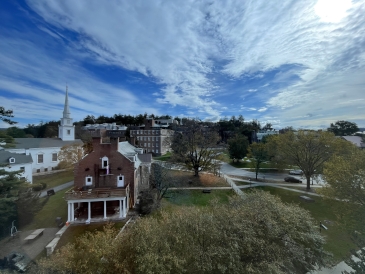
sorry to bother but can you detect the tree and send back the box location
[318,148,365,231]
[6,127,26,138]
[327,120,359,136]
[228,134,249,162]
[0,131,16,148]
[57,143,84,169]
[34,191,328,274]
[269,130,352,190]
[171,120,220,176]
[0,106,16,125]
[262,122,273,131]
[248,142,269,180]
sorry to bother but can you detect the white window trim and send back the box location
[52,152,58,162]
[37,153,44,164]
[101,156,109,169]
[117,175,124,187]
[85,176,93,186]
[9,157,15,164]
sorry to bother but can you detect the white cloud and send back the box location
[258,107,268,112]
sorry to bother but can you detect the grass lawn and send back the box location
[164,189,235,208]
[23,189,68,230]
[33,169,74,189]
[243,186,361,263]
[153,152,172,161]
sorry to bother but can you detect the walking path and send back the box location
[39,181,73,198]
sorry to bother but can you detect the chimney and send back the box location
[25,148,30,155]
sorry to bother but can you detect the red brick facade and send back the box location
[74,136,140,207]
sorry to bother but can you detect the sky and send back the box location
[1,0,364,129]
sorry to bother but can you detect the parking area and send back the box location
[0,228,59,261]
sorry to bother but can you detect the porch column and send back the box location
[103,200,107,219]
[123,198,127,218]
[119,199,123,218]
[71,202,75,221]
[88,201,91,221]
[67,203,71,222]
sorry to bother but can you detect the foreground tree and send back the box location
[0,106,16,125]
[269,130,352,190]
[57,143,84,169]
[248,142,269,180]
[171,120,220,176]
[319,148,365,231]
[327,120,359,136]
[228,134,249,162]
[35,191,328,274]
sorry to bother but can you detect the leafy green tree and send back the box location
[171,119,220,176]
[269,130,352,190]
[6,126,26,138]
[248,142,269,180]
[228,134,249,162]
[0,131,16,148]
[327,120,359,136]
[0,106,16,125]
[35,192,328,274]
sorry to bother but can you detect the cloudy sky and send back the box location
[1,0,364,129]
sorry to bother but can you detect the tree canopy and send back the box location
[327,120,359,136]
[248,142,269,180]
[34,191,328,274]
[0,106,16,125]
[268,130,353,189]
[171,119,220,176]
[57,143,84,169]
[227,134,249,162]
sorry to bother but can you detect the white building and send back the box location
[5,87,83,174]
[0,150,33,183]
[256,130,279,142]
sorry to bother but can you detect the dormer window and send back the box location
[9,157,15,164]
[101,156,109,169]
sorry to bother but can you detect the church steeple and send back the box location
[63,86,71,119]
[58,86,75,141]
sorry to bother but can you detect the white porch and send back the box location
[67,196,128,224]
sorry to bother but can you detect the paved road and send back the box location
[39,181,74,198]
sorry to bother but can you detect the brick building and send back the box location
[129,118,175,155]
[64,130,151,224]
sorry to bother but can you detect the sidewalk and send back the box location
[39,181,74,198]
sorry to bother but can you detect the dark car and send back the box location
[284,176,302,183]
[289,170,303,175]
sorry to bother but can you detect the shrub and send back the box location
[32,184,43,192]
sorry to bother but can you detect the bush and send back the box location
[32,184,43,192]
[40,182,47,190]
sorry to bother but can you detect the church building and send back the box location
[5,87,83,175]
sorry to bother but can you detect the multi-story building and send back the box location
[0,150,33,183]
[64,129,151,224]
[129,118,175,155]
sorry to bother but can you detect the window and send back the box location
[85,176,93,186]
[156,149,159,153]
[37,169,40,173]
[67,130,71,135]
[37,154,44,164]
[117,175,124,187]
[44,168,48,172]
[52,153,57,162]
[101,156,109,168]
[20,167,25,172]
[148,137,150,141]
[148,143,150,147]
[9,157,15,163]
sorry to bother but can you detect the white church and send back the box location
[3,87,82,181]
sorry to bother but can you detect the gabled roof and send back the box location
[341,136,365,148]
[11,138,83,149]
[0,150,33,165]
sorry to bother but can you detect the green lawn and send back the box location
[243,186,361,263]
[23,189,68,230]
[162,189,235,208]
[33,169,74,189]
[153,151,172,161]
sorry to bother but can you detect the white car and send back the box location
[289,170,303,175]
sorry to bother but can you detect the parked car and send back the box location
[289,170,303,175]
[284,176,302,183]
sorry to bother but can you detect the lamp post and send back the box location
[249,178,251,188]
